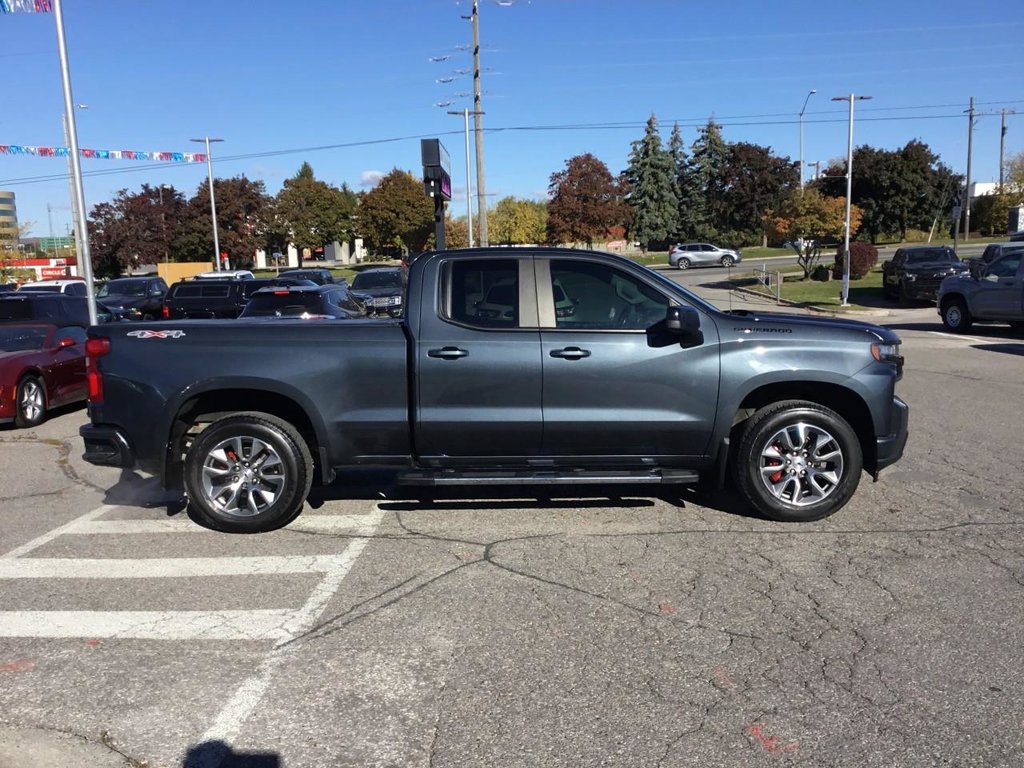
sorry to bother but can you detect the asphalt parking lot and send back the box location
[1,290,1022,767]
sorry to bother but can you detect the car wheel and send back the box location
[676,258,691,270]
[142,312,156,321]
[183,411,313,533]
[734,400,862,523]
[720,255,735,268]
[941,297,972,333]
[14,375,46,429]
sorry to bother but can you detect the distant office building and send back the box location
[969,182,997,198]
[0,191,17,245]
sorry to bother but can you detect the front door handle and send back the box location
[549,346,591,360]
[428,346,468,359]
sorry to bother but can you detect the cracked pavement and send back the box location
[0,313,1022,767]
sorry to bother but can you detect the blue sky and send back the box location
[1,0,1021,237]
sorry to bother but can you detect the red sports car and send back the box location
[0,324,88,428]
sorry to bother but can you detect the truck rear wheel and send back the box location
[184,412,313,533]
[734,400,862,523]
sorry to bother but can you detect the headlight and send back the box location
[871,341,904,379]
[904,273,917,282]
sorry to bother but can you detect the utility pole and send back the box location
[799,89,816,192]
[61,105,86,265]
[964,97,975,242]
[448,108,481,247]
[1000,109,1015,188]
[469,0,488,245]
[190,137,225,270]
[832,93,871,307]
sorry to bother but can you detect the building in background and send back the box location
[0,191,17,246]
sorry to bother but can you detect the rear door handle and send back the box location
[549,346,591,360]
[427,346,468,359]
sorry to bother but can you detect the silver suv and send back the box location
[937,245,1024,332]
[668,243,741,269]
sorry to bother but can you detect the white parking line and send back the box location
[1,504,119,559]
[0,610,297,640]
[0,554,348,579]
[65,514,378,536]
[925,330,993,344]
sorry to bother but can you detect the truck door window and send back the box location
[548,260,669,330]
[446,259,519,328]
[988,254,1022,278]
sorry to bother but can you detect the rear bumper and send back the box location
[874,396,909,472]
[80,424,135,467]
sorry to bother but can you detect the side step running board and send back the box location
[397,469,699,486]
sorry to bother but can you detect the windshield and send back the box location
[243,294,327,317]
[17,284,62,293]
[907,250,953,264]
[352,271,402,290]
[0,326,48,352]
[97,280,148,298]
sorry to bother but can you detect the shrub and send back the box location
[832,241,878,280]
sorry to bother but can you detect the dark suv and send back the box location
[240,284,363,319]
[277,268,340,286]
[882,246,967,303]
[96,276,168,321]
[0,293,122,326]
[350,267,405,317]
[163,277,315,319]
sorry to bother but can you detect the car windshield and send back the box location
[97,280,148,298]
[907,250,952,264]
[244,294,326,317]
[18,285,61,293]
[352,272,401,290]
[0,326,48,352]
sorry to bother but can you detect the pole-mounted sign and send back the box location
[422,138,451,250]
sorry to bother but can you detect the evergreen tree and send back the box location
[690,118,729,239]
[624,114,678,250]
[668,122,701,241]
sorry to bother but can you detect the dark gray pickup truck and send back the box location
[81,247,908,533]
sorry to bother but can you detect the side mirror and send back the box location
[665,306,704,347]
[983,273,999,283]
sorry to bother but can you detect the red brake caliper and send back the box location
[767,442,784,483]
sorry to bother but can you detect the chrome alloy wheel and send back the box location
[18,379,44,423]
[200,435,286,517]
[758,422,844,507]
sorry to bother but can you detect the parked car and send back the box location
[1,293,91,327]
[967,242,1024,271]
[350,267,405,317]
[668,243,742,269]
[1009,231,1024,242]
[96,276,169,321]
[0,283,18,293]
[18,279,88,297]
[882,246,967,303]
[81,247,907,533]
[240,284,363,319]
[937,247,1024,333]
[193,270,255,281]
[278,268,339,286]
[162,277,315,319]
[0,323,87,427]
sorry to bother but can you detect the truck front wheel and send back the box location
[734,401,862,523]
[184,412,313,533]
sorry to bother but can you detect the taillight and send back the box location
[272,290,290,295]
[162,304,170,319]
[85,337,111,404]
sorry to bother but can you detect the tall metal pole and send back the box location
[191,137,224,270]
[964,97,974,242]
[52,0,98,325]
[448,108,475,247]
[832,93,871,307]
[1000,109,1014,189]
[62,107,86,269]
[799,89,816,192]
[470,0,488,246]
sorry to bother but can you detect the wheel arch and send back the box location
[731,382,877,473]
[164,386,329,489]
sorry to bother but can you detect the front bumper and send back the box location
[80,424,135,467]
[874,396,909,473]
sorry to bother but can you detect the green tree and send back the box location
[490,196,548,245]
[357,169,433,257]
[444,215,469,248]
[668,122,700,241]
[1,221,35,284]
[719,142,798,246]
[173,176,270,268]
[546,154,628,248]
[270,163,358,254]
[690,118,728,238]
[624,114,678,250]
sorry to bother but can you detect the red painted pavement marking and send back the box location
[0,659,34,673]
[84,639,101,647]
[658,603,675,613]
[746,723,799,753]
[713,665,736,691]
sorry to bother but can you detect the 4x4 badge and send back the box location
[127,330,186,339]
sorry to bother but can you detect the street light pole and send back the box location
[832,93,872,307]
[61,104,87,265]
[799,89,816,192]
[190,137,224,271]
[158,184,171,263]
[448,108,482,247]
[469,0,488,246]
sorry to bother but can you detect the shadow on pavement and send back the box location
[102,468,186,513]
[183,740,280,768]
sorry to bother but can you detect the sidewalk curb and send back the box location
[730,285,895,318]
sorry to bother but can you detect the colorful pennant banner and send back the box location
[0,145,207,163]
[0,0,53,13]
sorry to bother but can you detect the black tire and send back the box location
[676,258,691,270]
[940,297,972,333]
[734,400,863,523]
[183,411,313,533]
[14,375,46,429]
[720,255,735,268]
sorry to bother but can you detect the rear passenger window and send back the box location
[446,259,519,328]
[173,285,201,298]
[200,285,230,298]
